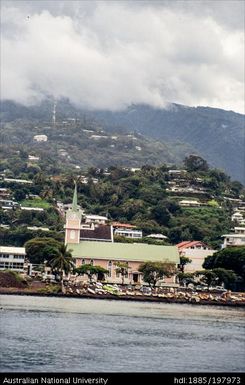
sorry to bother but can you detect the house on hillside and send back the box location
[65,185,179,285]
[168,170,187,178]
[33,135,48,142]
[176,241,216,273]
[146,234,168,241]
[231,211,245,225]
[0,200,19,210]
[113,223,143,239]
[85,215,108,225]
[179,200,201,207]
[222,227,245,248]
[0,188,11,199]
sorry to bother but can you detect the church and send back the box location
[65,184,180,285]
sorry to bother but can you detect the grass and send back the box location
[20,199,51,209]
[36,285,61,294]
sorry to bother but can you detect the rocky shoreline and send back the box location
[0,288,245,307]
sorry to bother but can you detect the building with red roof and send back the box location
[176,241,216,273]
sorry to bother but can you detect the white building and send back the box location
[85,215,108,225]
[234,227,245,234]
[4,178,32,185]
[0,246,26,272]
[222,227,245,248]
[231,211,245,225]
[0,200,19,210]
[27,226,50,232]
[146,234,168,241]
[28,155,40,161]
[33,135,48,142]
[179,200,201,207]
[177,241,216,273]
[20,207,44,211]
[114,228,143,239]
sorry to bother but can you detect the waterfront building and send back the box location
[0,246,26,272]
[176,241,216,272]
[71,241,179,285]
[65,185,179,284]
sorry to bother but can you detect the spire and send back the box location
[72,181,78,211]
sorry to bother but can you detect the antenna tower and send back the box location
[52,99,57,128]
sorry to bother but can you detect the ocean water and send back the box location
[0,295,244,372]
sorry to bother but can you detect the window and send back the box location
[108,260,112,267]
[82,259,85,265]
[13,263,24,269]
[90,260,94,266]
[1,255,9,259]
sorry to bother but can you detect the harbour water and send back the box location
[0,295,244,372]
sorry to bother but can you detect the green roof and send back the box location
[68,241,179,263]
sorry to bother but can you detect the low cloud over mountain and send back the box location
[1,1,244,113]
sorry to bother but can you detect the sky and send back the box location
[1,0,244,113]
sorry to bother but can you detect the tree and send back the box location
[195,270,218,288]
[114,262,130,285]
[195,268,237,289]
[177,272,195,286]
[211,268,236,289]
[184,155,209,172]
[203,247,245,280]
[75,264,109,282]
[179,256,192,273]
[25,237,62,264]
[151,203,171,226]
[139,261,176,287]
[49,244,74,292]
[13,188,27,202]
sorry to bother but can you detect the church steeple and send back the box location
[65,181,82,245]
[72,181,78,212]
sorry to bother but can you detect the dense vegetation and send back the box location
[0,153,244,248]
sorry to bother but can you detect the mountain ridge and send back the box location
[1,99,244,183]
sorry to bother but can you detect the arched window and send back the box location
[82,259,85,265]
[90,259,94,266]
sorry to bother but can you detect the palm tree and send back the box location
[49,244,74,293]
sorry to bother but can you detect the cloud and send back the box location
[1,1,244,113]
